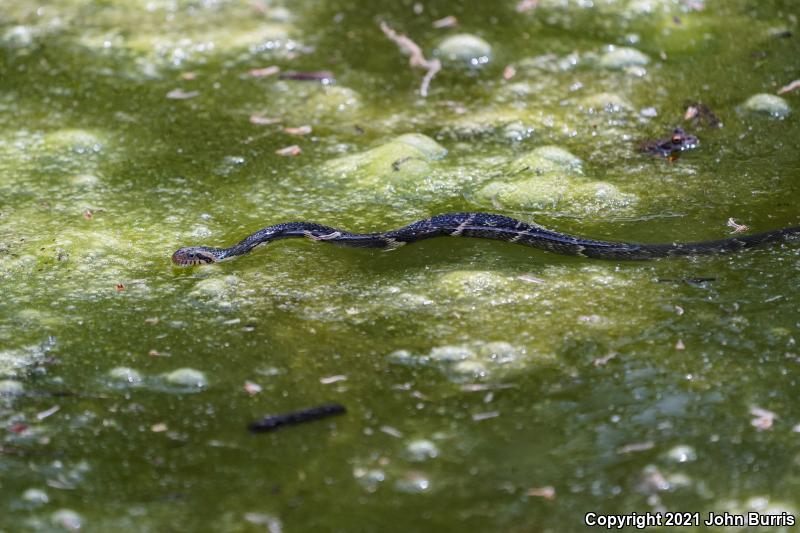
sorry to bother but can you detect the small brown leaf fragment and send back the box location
[675,339,685,350]
[727,218,749,234]
[275,145,301,156]
[503,65,517,80]
[148,349,160,357]
[777,79,800,95]
[432,16,458,28]
[283,125,312,136]
[115,283,125,292]
[248,65,280,78]
[249,114,281,125]
[151,423,168,432]
[516,0,538,12]
[83,209,93,220]
[526,486,556,500]
[750,406,777,431]
[166,89,200,100]
[244,381,262,395]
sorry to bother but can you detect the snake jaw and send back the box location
[171,246,225,266]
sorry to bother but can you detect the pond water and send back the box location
[1,0,800,531]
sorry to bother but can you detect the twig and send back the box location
[380,22,442,98]
[778,80,800,95]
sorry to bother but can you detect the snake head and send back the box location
[171,246,225,266]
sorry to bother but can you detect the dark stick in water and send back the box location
[248,403,346,433]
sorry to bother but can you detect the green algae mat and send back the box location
[2,1,800,531]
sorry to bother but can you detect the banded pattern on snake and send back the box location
[171,212,800,266]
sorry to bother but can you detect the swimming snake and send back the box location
[171,212,800,266]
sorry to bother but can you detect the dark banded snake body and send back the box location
[171,212,800,266]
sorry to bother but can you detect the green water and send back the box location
[1,0,800,531]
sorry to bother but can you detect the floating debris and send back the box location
[617,441,655,454]
[380,21,441,97]
[243,381,262,395]
[593,352,617,367]
[278,71,335,83]
[166,89,200,100]
[249,114,281,125]
[275,145,301,156]
[432,16,458,29]
[283,125,312,136]
[380,425,404,438]
[750,406,777,431]
[319,374,347,384]
[684,101,722,127]
[249,403,345,432]
[527,486,556,499]
[36,405,60,420]
[778,79,800,95]
[727,218,749,234]
[248,65,280,77]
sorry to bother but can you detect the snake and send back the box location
[171,212,800,266]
